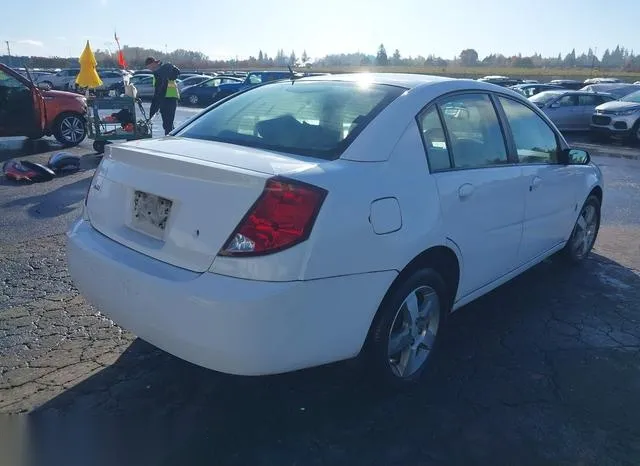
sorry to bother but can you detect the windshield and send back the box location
[619,89,640,102]
[176,80,405,160]
[530,91,563,105]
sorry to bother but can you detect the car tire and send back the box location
[562,194,601,263]
[629,120,640,146]
[53,112,87,147]
[364,268,448,389]
[188,94,199,106]
[93,140,111,154]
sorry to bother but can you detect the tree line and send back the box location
[2,43,640,72]
[324,44,640,71]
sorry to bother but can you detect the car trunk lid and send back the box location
[86,137,318,272]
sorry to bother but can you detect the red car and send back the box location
[0,63,88,147]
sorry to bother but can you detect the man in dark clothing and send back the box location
[145,56,181,135]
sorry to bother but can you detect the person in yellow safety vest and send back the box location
[145,56,181,135]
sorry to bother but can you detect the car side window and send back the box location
[0,71,28,90]
[437,93,509,169]
[599,95,614,104]
[498,97,559,164]
[417,106,452,171]
[578,95,600,106]
[556,95,577,106]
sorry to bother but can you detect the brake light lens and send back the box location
[220,177,328,256]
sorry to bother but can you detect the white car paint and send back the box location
[67,73,603,377]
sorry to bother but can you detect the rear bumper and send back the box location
[66,218,396,376]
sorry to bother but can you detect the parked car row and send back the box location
[106,69,312,106]
[179,70,294,106]
[527,88,640,143]
[29,68,132,92]
[477,75,640,144]
[179,70,329,107]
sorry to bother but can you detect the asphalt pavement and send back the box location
[1,125,639,466]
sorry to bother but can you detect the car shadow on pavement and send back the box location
[29,253,640,466]
[2,176,91,218]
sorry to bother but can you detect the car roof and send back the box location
[536,89,603,96]
[512,83,559,88]
[249,70,291,74]
[549,79,582,83]
[298,72,452,89]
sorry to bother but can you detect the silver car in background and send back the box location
[529,90,616,131]
[590,90,640,143]
[129,74,156,99]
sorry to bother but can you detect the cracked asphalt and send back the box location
[1,133,639,466]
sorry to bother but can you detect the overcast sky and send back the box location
[3,0,639,61]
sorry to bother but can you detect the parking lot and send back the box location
[1,116,640,465]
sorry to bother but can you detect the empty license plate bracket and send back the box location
[131,190,173,239]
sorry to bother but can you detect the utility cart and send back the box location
[86,95,153,154]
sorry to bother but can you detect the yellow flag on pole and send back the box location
[75,40,103,89]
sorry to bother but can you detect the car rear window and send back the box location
[175,80,406,160]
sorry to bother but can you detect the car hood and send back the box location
[41,89,84,100]
[595,100,640,112]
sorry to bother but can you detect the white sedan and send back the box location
[67,73,603,387]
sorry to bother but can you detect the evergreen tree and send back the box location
[376,44,388,66]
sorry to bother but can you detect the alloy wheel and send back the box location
[387,285,441,378]
[60,115,85,144]
[569,203,598,259]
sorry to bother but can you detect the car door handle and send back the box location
[530,176,542,191]
[458,183,474,199]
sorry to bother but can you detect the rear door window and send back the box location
[417,106,452,171]
[577,94,601,106]
[437,93,509,169]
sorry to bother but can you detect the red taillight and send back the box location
[220,177,328,257]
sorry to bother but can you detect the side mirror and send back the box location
[561,148,590,165]
[550,102,561,108]
[37,82,50,90]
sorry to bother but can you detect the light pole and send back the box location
[5,41,11,67]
